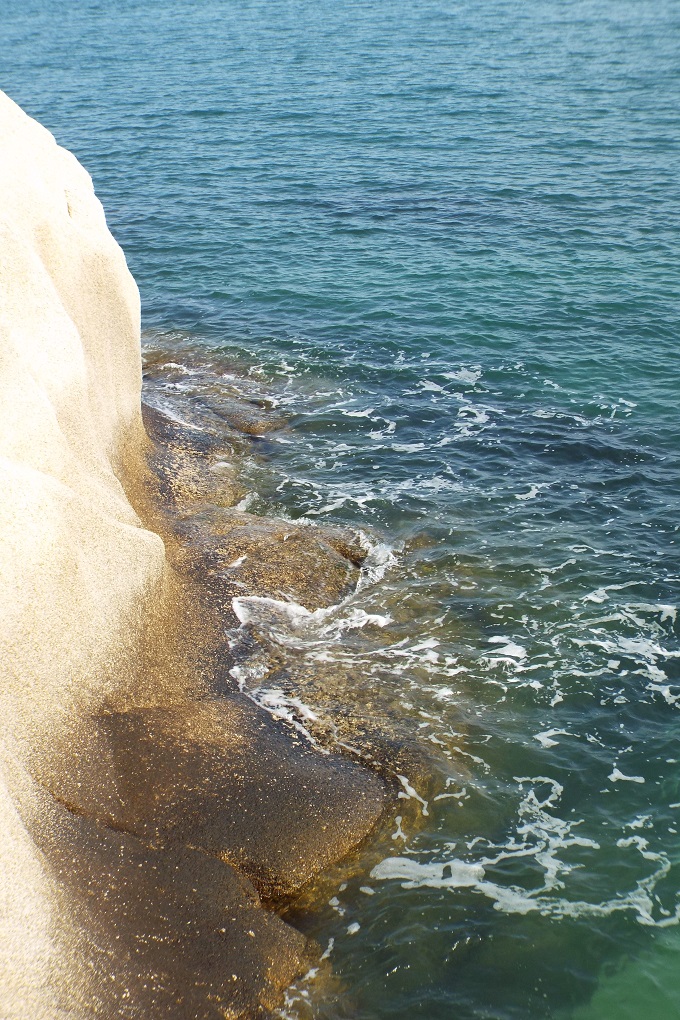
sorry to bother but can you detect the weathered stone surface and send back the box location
[51,696,385,901]
[0,90,167,1018]
[187,512,360,612]
[37,792,306,1019]
[315,525,369,567]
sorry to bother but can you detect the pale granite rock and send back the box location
[0,89,172,1017]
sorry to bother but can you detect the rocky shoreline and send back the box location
[0,92,430,1018]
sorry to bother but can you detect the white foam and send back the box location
[647,683,680,706]
[582,581,641,604]
[396,775,429,817]
[356,537,397,588]
[162,361,191,374]
[372,856,484,888]
[442,368,482,385]
[233,492,256,512]
[418,476,465,494]
[411,637,439,652]
[244,686,330,751]
[455,405,490,434]
[486,637,527,661]
[626,815,652,831]
[232,594,318,632]
[328,896,345,917]
[368,419,396,440]
[391,815,406,842]
[515,483,548,501]
[319,609,392,638]
[320,937,334,960]
[609,768,645,784]
[533,729,573,749]
[305,497,351,516]
[145,398,207,431]
[630,603,677,625]
[371,775,678,928]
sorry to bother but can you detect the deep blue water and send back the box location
[2,1,680,1017]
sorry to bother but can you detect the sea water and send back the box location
[2,1,680,1016]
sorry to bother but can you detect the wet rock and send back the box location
[315,525,369,567]
[141,403,246,515]
[142,402,225,455]
[55,696,386,901]
[141,401,371,616]
[198,393,287,436]
[179,510,361,612]
[37,790,306,1019]
[229,655,447,810]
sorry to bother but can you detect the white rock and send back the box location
[0,91,166,1016]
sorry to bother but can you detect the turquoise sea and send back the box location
[3,1,680,1017]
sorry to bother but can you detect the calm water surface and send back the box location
[2,1,680,1016]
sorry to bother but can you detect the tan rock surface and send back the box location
[0,90,167,748]
[0,90,169,1017]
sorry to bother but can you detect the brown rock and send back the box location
[180,511,361,612]
[54,696,386,901]
[37,792,305,1019]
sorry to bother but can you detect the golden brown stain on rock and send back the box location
[37,792,306,1019]
[46,697,385,902]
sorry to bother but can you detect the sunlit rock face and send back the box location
[0,90,167,747]
[0,91,168,1015]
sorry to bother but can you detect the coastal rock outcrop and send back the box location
[0,92,385,1018]
[0,90,169,1016]
[0,92,167,748]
